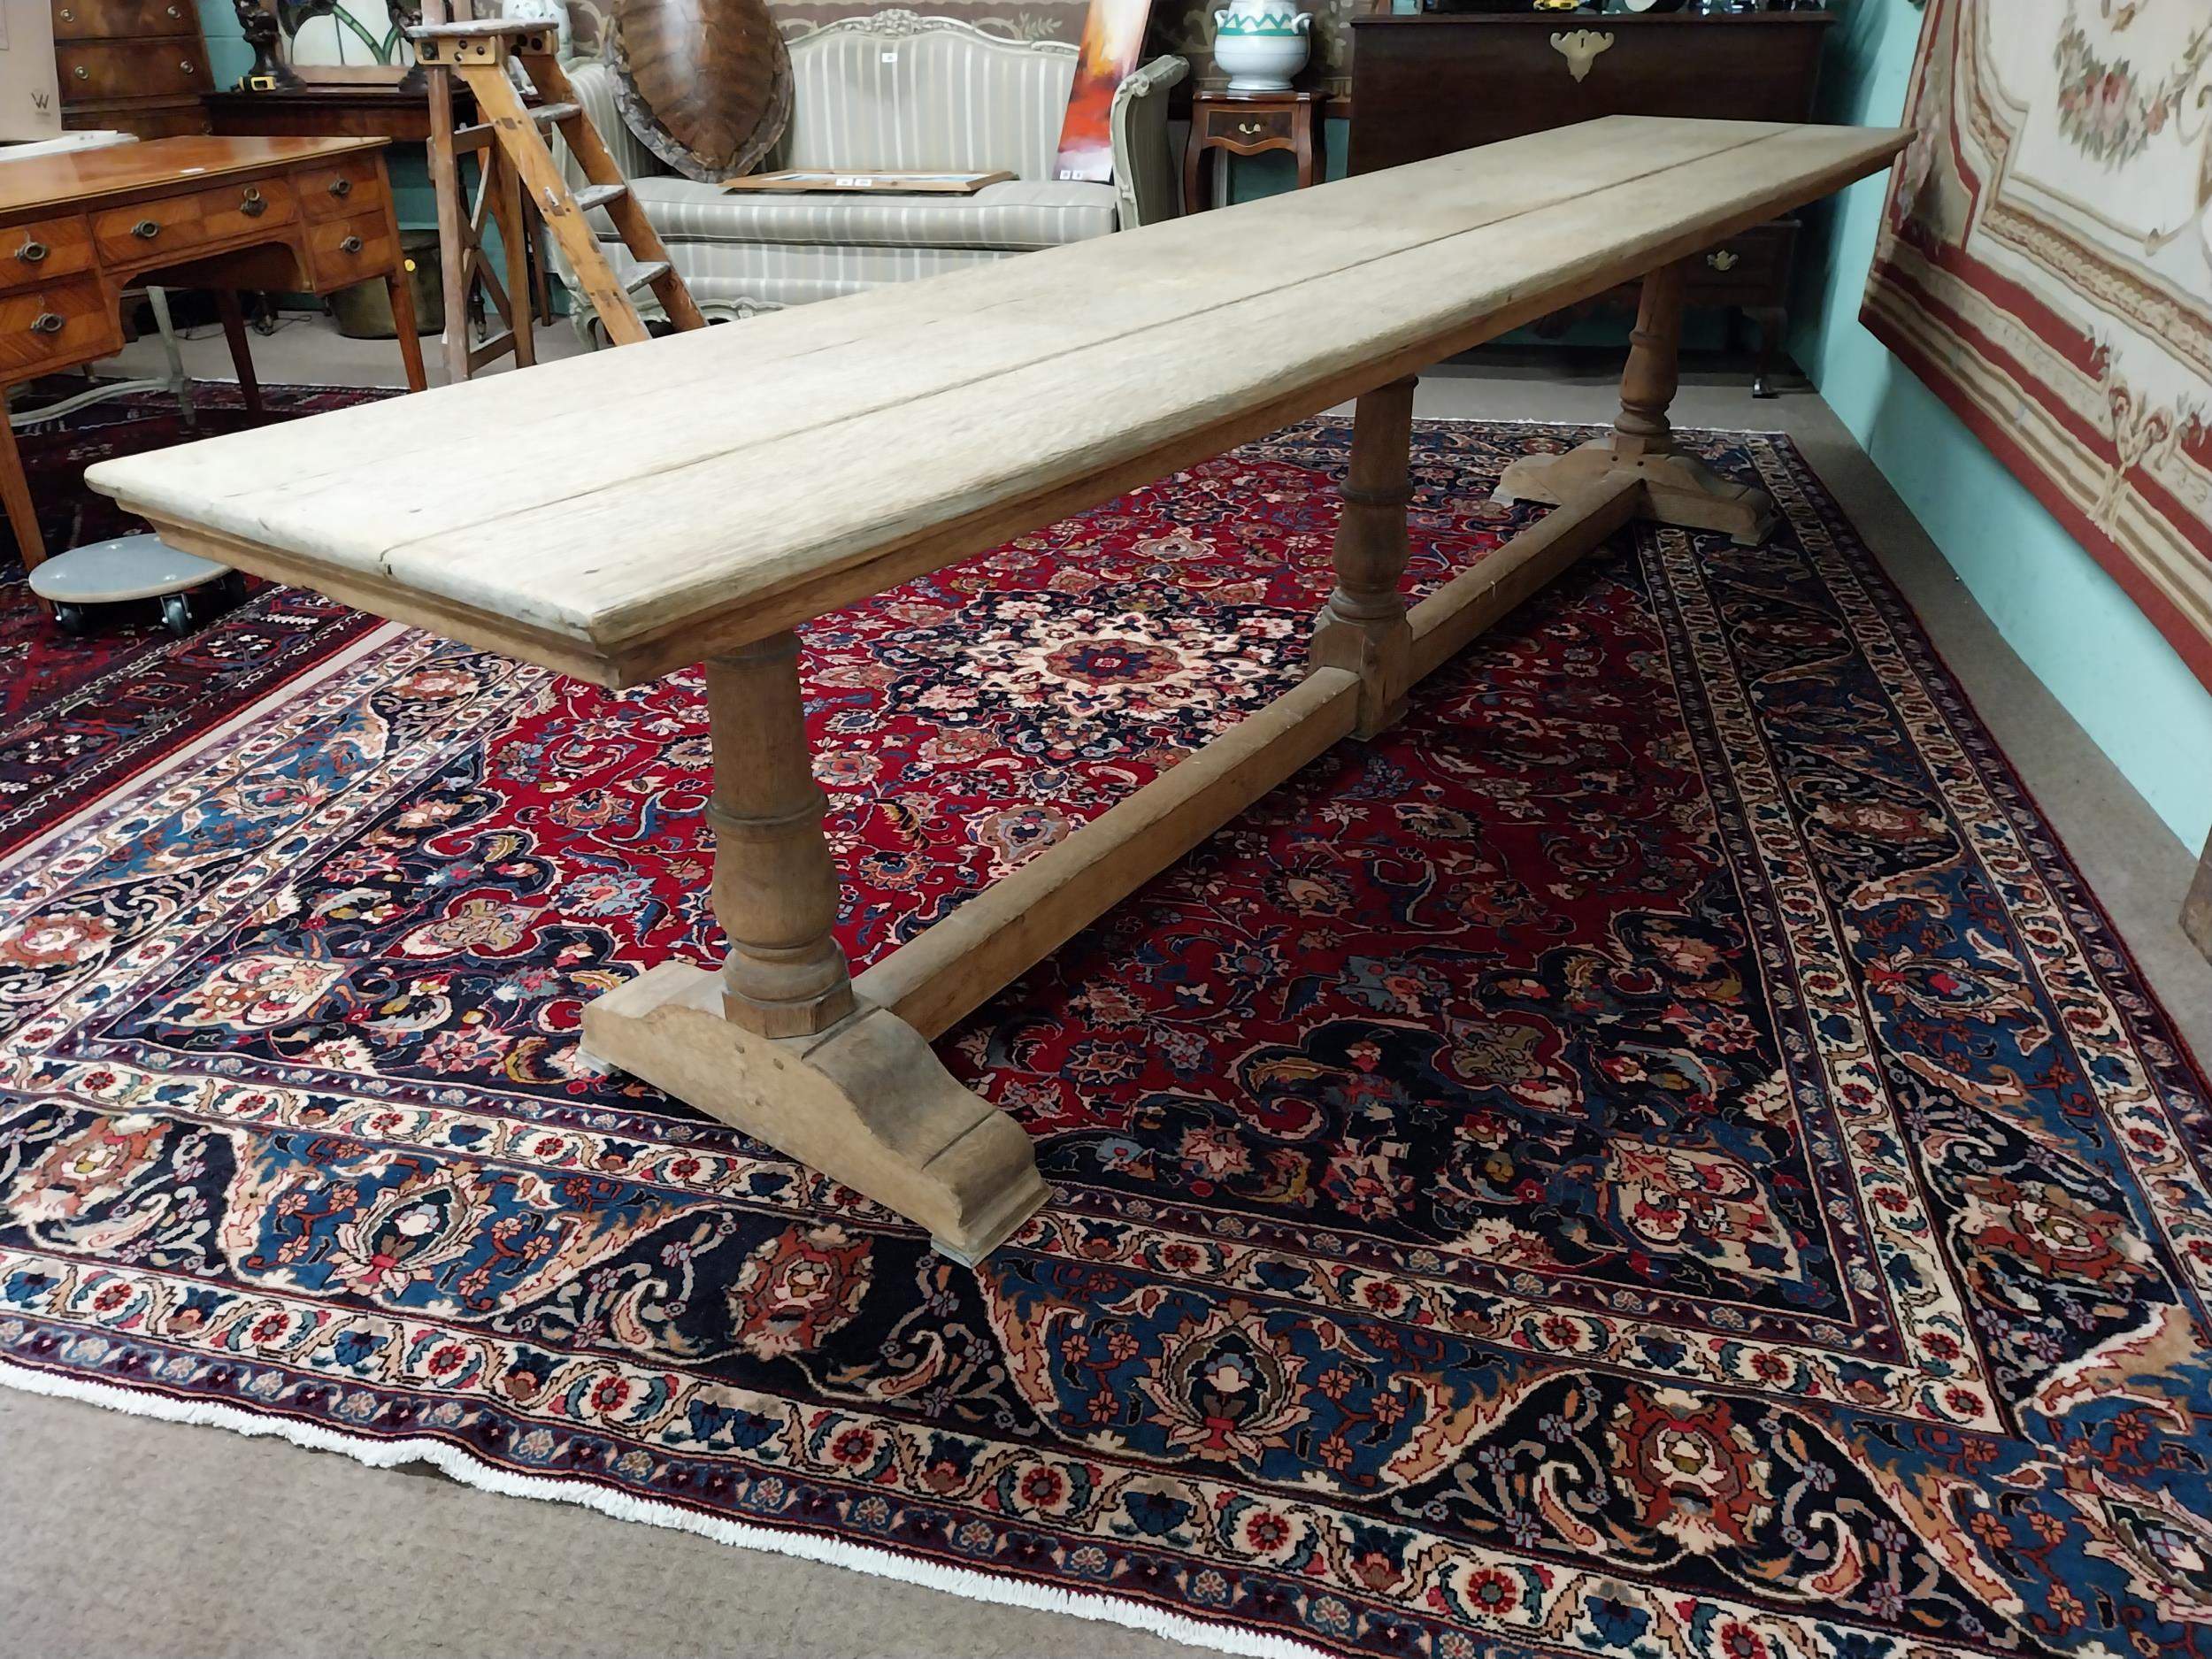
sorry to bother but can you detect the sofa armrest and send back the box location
[1110,54,1190,230]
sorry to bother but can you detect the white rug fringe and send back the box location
[0,1354,1340,1659]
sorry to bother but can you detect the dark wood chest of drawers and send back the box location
[1348,12,1834,393]
[54,0,214,141]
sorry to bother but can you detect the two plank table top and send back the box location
[88,115,1909,1261]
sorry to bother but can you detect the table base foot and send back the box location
[580,962,1048,1263]
[1495,442,1775,546]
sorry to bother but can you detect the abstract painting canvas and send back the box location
[1053,0,1155,182]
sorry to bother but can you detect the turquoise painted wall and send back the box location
[1792,0,2212,853]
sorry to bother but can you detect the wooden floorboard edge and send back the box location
[856,665,1363,1041]
[1408,477,1644,682]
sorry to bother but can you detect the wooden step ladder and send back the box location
[411,11,706,381]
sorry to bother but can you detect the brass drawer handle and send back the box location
[1238,120,1262,135]
[339,234,363,254]
[327,177,353,199]
[58,7,73,19]
[166,3,183,14]
[1707,249,1740,272]
[73,65,88,80]
[240,188,266,218]
[180,58,196,73]
[30,313,65,336]
[15,241,48,265]
[131,219,160,240]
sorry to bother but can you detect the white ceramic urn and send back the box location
[1212,0,1312,94]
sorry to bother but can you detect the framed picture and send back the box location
[1053,0,1157,183]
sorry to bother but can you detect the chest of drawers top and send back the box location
[53,0,215,142]
[1347,13,1835,177]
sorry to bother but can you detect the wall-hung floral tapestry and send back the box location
[1863,0,2212,687]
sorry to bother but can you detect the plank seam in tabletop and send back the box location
[91,119,1907,684]
[95,119,1785,528]
[81,120,1808,555]
[124,128,1895,673]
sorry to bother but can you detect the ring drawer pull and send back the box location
[180,58,196,73]
[166,4,183,14]
[1707,249,1740,272]
[339,234,363,254]
[58,7,73,19]
[15,241,48,265]
[30,313,65,336]
[327,177,353,198]
[73,65,88,80]
[240,188,266,217]
[131,219,160,240]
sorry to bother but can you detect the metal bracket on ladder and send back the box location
[412,7,707,380]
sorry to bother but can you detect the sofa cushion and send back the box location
[777,26,1075,181]
[626,175,1118,252]
[653,239,1023,311]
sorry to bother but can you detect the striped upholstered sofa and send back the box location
[556,11,1187,334]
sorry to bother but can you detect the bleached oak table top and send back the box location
[88,115,1906,688]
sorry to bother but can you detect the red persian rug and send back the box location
[0,385,388,859]
[3,419,2209,1659]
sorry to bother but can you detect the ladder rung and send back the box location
[530,101,580,127]
[470,334,517,368]
[623,260,671,294]
[467,330,518,371]
[410,18,540,38]
[573,182,627,212]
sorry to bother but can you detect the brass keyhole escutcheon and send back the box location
[1707,249,1740,272]
[1548,28,1614,84]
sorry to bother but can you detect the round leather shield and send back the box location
[611,0,795,183]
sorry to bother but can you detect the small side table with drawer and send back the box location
[0,134,427,575]
[1183,89,1325,215]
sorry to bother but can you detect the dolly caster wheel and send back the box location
[160,593,194,636]
[220,571,248,607]
[51,602,88,636]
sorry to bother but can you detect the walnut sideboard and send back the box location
[0,134,427,574]
[1348,12,1835,395]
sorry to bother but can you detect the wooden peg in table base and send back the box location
[1311,375,1417,738]
[578,634,1048,1264]
[1494,258,1777,546]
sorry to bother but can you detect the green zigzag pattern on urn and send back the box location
[1215,8,1312,34]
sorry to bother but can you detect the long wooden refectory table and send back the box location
[88,116,1909,1263]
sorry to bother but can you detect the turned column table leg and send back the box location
[707,634,856,1037]
[1313,375,1417,738]
[580,634,1047,1263]
[1495,257,1777,546]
